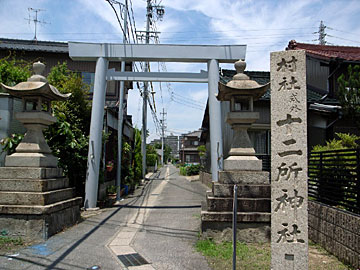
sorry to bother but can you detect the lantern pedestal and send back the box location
[224,112,262,171]
[5,111,58,167]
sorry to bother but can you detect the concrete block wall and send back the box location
[308,201,360,269]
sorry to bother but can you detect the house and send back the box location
[287,40,360,141]
[200,41,360,175]
[180,130,203,164]
[0,38,134,180]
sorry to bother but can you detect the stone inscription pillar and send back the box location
[270,50,308,270]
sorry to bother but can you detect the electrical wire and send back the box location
[105,0,127,39]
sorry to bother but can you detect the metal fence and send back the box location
[308,148,360,214]
[256,154,271,172]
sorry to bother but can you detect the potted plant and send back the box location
[107,185,117,200]
[106,160,114,172]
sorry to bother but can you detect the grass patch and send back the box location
[196,239,270,270]
[0,235,24,254]
[196,238,353,270]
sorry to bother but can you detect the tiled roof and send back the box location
[287,40,360,62]
[0,38,68,53]
[184,130,201,138]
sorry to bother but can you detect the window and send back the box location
[81,72,118,96]
[82,72,95,92]
[186,155,191,163]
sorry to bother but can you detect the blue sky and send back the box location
[1,0,360,141]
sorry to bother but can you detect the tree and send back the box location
[44,62,92,197]
[146,144,158,166]
[0,57,31,88]
[133,128,142,182]
[153,142,171,162]
[337,64,360,129]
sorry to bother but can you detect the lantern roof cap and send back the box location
[217,59,270,101]
[1,61,70,101]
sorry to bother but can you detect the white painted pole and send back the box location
[208,59,223,182]
[84,57,109,209]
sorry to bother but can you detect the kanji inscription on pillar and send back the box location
[270,50,308,270]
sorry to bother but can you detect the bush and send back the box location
[180,166,187,176]
[179,164,201,176]
[186,164,201,175]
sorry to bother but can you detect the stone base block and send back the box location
[0,197,82,215]
[0,203,81,241]
[0,197,82,240]
[201,220,270,243]
[5,153,58,167]
[206,195,270,212]
[0,167,63,179]
[0,178,69,192]
[213,183,270,198]
[223,156,262,171]
[218,170,270,184]
[0,188,75,205]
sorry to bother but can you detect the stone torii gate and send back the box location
[69,42,246,209]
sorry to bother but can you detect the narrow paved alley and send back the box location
[0,164,211,270]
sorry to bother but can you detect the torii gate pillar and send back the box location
[208,59,223,180]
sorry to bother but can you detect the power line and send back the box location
[327,34,360,45]
[105,0,127,39]
[171,92,205,106]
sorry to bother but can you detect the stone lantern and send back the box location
[217,59,270,171]
[1,61,70,167]
[0,62,81,241]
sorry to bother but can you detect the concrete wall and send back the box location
[308,201,360,269]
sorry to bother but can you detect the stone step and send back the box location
[0,178,69,192]
[0,188,75,206]
[0,197,82,215]
[212,183,270,198]
[218,170,269,184]
[0,167,63,179]
[206,196,270,212]
[201,211,270,222]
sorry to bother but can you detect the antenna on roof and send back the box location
[25,8,50,42]
[313,20,327,45]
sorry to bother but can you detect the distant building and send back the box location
[180,130,203,164]
[165,134,181,159]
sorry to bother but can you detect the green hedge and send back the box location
[180,164,201,176]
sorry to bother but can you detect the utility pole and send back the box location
[25,8,49,42]
[140,0,165,178]
[141,0,151,179]
[160,108,167,165]
[115,0,128,202]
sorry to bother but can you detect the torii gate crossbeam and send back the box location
[68,42,246,209]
